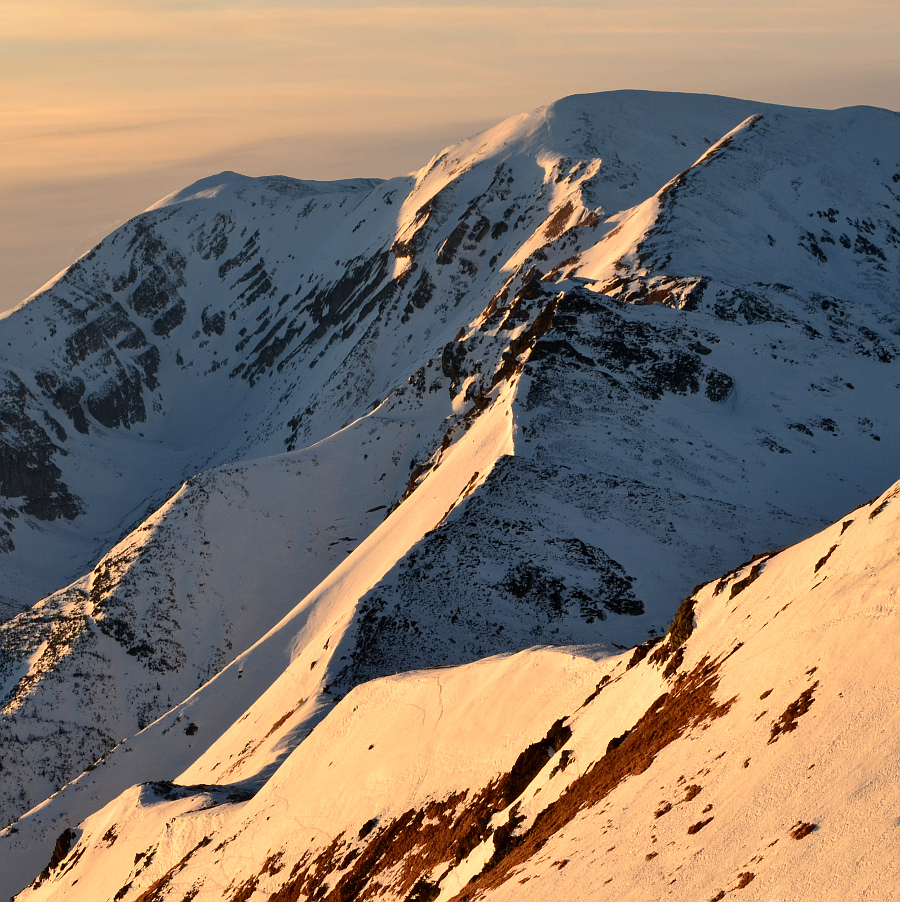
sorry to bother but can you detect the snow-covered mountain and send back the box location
[14,461,900,901]
[1,90,899,897]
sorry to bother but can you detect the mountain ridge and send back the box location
[1,89,899,897]
[14,473,900,901]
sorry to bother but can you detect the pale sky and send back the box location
[2,1,899,311]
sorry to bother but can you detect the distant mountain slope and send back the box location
[573,105,900,321]
[0,94,760,611]
[2,91,900,896]
[13,475,900,901]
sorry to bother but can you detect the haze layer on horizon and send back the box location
[2,0,899,312]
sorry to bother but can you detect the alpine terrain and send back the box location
[1,90,899,899]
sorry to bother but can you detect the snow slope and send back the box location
[0,94,762,611]
[2,90,900,895]
[14,476,900,901]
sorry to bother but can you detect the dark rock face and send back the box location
[28,826,80,889]
[52,294,164,430]
[329,279,757,692]
[88,538,188,677]
[0,373,82,540]
[201,307,227,337]
[401,271,436,322]
[85,369,147,430]
[119,220,189,325]
[530,289,732,405]
[704,369,734,402]
[0,211,198,551]
[63,300,148,367]
[35,371,90,435]
[332,457,644,694]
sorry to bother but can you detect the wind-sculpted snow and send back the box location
[3,90,900,896]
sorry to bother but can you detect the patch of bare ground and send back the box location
[223,738,263,777]
[493,718,572,808]
[30,827,79,888]
[769,682,818,743]
[266,703,303,739]
[228,855,286,902]
[686,817,713,835]
[229,875,260,902]
[548,748,574,779]
[267,719,573,902]
[579,672,613,707]
[267,639,732,899]
[814,544,838,572]
[266,790,484,902]
[262,852,285,875]
[132,837,211,902]
[627,636,664,669]
[868,499,891,519]
[450,655,735,900]
[728,562,764,599]
[790,821,817,839]
[649,595,696,670]
[543,201,576,241]
[711,542,786,598]
[661,647,685,680]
